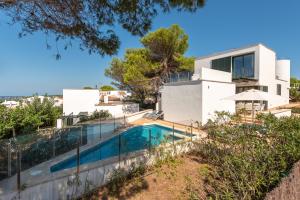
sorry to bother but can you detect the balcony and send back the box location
[164,71,192,83]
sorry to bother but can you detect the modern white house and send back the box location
[53,96,63,107]
[160,44,290,125]
[26,95,47,104]
[63,89,139,117]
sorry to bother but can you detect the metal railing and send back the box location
[0,116,128,182]
[165,71,192,83]
[291,83,300,89]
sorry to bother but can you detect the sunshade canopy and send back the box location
[223,89,285,101]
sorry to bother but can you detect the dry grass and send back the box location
[80,155,206,200]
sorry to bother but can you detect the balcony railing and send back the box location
[165,71,192,83]
[291,83,300,89]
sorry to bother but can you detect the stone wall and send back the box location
[265,161,300,200]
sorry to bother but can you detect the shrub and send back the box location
[292,107,300,114]
[106,163,146,196]
[195,114,300,200]
[79,110,112,122]
[0,97,62,138]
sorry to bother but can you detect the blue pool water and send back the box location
[50,124,183,172]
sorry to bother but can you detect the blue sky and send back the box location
[0,0,299,96]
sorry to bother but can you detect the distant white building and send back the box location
[99,90,131,102]
[1,100,19,108]
[26,96,47,104]
[25,95,63,107]
[159,44,290,125]
[53,97,63,107]
[63,89,138,117]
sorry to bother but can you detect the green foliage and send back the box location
[106,163,147,196]
[105,24,194,105]
[292,107,300,114]
[195,114,300,199]
[290,77,300,85]
[1,1,205,57]
[83,86,94,89]
[290,88,300,102]
[184,175,201,200]
[290,77,300,102]
[100,85,115,91]
[0,97,62,138]
[79,110,112,122]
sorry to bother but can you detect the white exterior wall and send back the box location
[258,47,290,108]
[257,46,278,108]
[273,79,290,107]
[95,104,139,118]
[198,67,232,82]
[276,60,290,81]
[194,44,290,109]
[161,80,235,125]
[257,45,276,86]
[194,45,259,80]
[63,89,99,115]
[161,81,203,124]
[201,81,236,124]
[273,60,290,107]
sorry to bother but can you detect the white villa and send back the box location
[25,95,63,107]
[159,44,290,125]
[1,100,19,108]
[63,89,138,117]
[26,95,47,104]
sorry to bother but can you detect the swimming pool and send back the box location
[50,124,183,172]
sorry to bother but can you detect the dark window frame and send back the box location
[211,56,232,73]
[277,84,282,95]
[232,53,255,79]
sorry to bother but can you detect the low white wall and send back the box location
[274,110,291,118]
[56,119,63,129]
[126,109,153,123]
[63,89,99,115]
[95,103,139,118]
[264,109,292,118]
[199,67,232,83]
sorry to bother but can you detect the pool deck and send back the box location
[0,118,207,197]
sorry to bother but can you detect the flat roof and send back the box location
[163,79,235,86]
[196,43,275,60]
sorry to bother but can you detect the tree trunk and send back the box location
[12,127,16,138]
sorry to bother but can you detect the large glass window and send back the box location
[232,53,255,79]
[211,56,231,72]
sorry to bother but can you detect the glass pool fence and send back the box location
[0,117,195,193]
[0,116,127,181]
